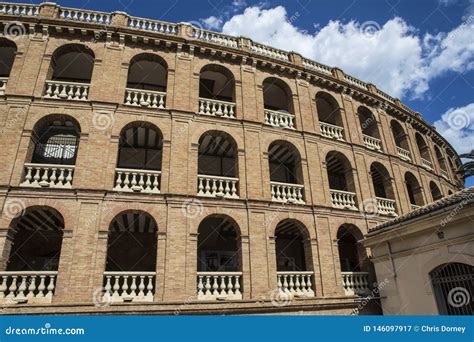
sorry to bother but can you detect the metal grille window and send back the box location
[430,263,473,315]
[32,134,79,165]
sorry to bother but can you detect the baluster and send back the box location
[0,275,7,299]
[277,274,283,294]
[49,168,57,187]
[231,180,237,198]
[112,275,120,300]
[234,275,241,297]
[138,173,145,191]
[197,276,204,296]
[226,275,234,296]
[198,177,204,195]
[65,168,73,187]
[39,166,50,187]
[288,274,295,294]
[115,171,123,190]
[300,275,307,296]
[130,276,137,299]
[6,275,18,300]
[103,276,112,301]
[306,275,314,296]
[158,94,165,109]
[204,276,212,296]
[219,275,226,296]
[36,275,46,298]
[17,275,27,299]
[45,275,55,300]
[212,275,219,296]
[145,275,154,301]
[122,275,129,299]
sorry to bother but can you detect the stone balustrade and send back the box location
[190,28,238,48]
[102,272,155,303]
[421,158,434,171]
[197,272,242,300]
[125,88,166,109]
[0,271,57,304]
[44,80,89,101]
[198,98,236,118]
[319,122,344,140]
[270,181,305,204]
[302,58,332,75]
[344,75,368,90]
[0,2,38,16]
[128,16,178,35]
[396,146,411,161]
[410,204,421,211]
[330,189,358,210]
[376,197,397,216]
[0,77,7,95]
[341,271,370,296]
[114,168,161,193]
[250,42,289,61]
[264,109,295,129]
[197,175,239,199]
[59,8,111,24]
[363,134,382,151]
[277,271,315,297]
[441,170,449,179]
[20,163,74,188]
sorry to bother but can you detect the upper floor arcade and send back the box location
[0,15,462,187]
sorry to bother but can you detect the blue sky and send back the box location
[11,0,474,186]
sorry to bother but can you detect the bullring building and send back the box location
[0,2,463,314]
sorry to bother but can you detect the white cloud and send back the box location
[218,5,474,99]
[433,103,474,155]
[201,16,223,30]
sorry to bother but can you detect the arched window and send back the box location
[405,172,424,209]
[268,140,304,204]
[45,44,94,100]
[430,263,473,315]
[2,206,64,303]
[415,133,433,170]
[358,106,382,151]
[103,210,158,303]
[391,120,411,160]
[0,38,17,94]
[316,92,344,140]
[370,162,396,216]
[275,219,315,297]
[263,77,295,129]
[20,115,80,188]
[326,151,357,210]
[337,224,372,295]
[435,146,448,178]
[125,53,167,108]
[114,122,163,193]
[430,181,443,201]
[197,215,242,300]
[198,64,235,118]
[197,131,238,198]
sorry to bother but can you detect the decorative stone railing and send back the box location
[441,170,449,179]
[44,80,89,101]
[197,272,242,300]
[344,75,368,90]
[102,272,155,303]
[270,181,305,204]
[330,189,358,210]
[319,122,344,141]
[0,3,38,16]
[125,88,166,109]
[0,77,7,95]
[59,8,111,24]
[376,89,395,103]
[127,16,178,35]
[421,158,433,171]
[277,271,315,297]
[114,168,161,193]
[0,271,57,304]
[410,204,421,211]
[197,175,239,199]
[302,58,332,75]
[376,197,397,216]
[250,42,290,61]
[396,146,411,161]
[363,135,382,151]
[341,272,370,296]
[198,98,236,118]
[190,27,238,48]
[264,109,295,129]
[20,163,74,188]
